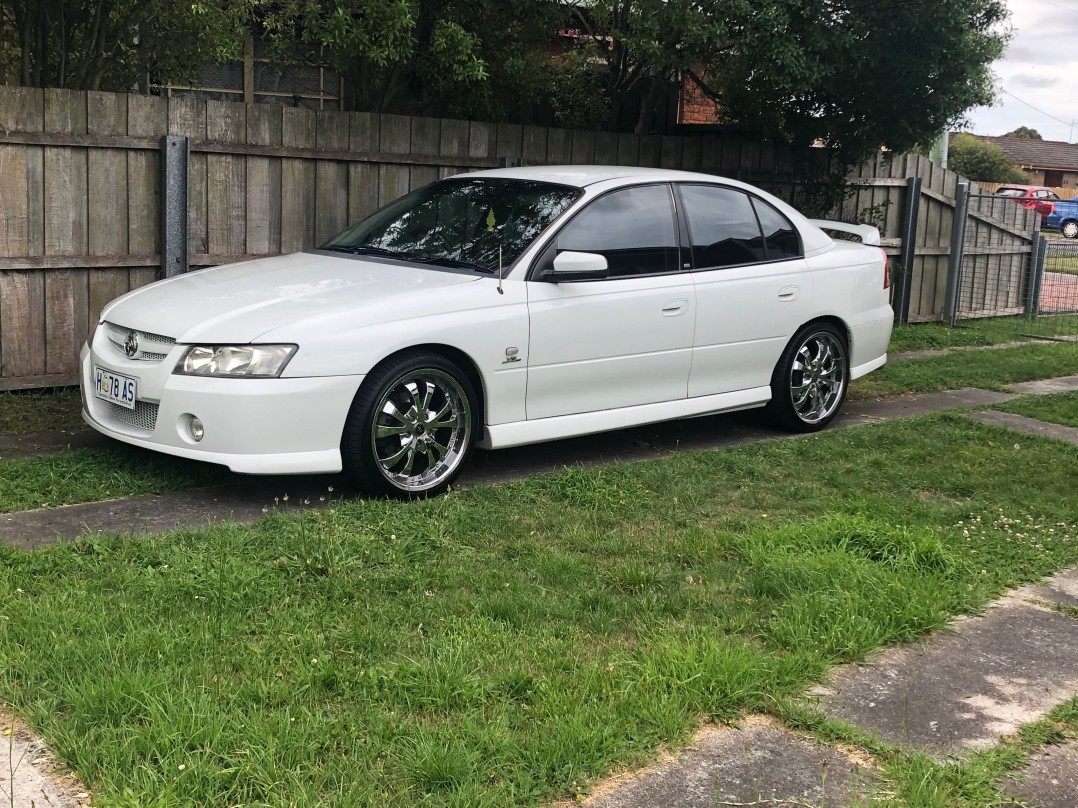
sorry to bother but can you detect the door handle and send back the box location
[661,298,689,316]
[778,285,800,301]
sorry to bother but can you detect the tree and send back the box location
[948,133,1030,183]
[690,0,1008,163]
[0,0,250,90]
[1004,126,1042,139]
[260,0,566,120]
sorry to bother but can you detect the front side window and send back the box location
[680,185,766,268]
[555,185,679,277]
[324,178,581,273]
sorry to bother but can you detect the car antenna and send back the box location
[497,246,504,295]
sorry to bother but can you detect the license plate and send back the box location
[94,366,138,410]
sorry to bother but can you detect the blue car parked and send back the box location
[1045,198,1078,239]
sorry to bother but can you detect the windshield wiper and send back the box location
[322,244,411,259]
[324,245,495,274]
[411,255,495,273]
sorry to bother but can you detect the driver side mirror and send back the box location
[544,251,609,282]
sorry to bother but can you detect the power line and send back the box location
[1027,0,1078,17]
[1000,87,1076,128]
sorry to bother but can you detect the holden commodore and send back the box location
[81,166,893,498]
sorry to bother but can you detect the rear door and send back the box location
[678,183,814,397]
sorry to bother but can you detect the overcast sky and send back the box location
[965,0,1078,142]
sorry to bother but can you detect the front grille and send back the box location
[104,322,176,363]
[106,401,159,432]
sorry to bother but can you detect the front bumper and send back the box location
[80,337,363,475]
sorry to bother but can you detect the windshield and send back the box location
[322,178,582,273]
[995,188,1024,197]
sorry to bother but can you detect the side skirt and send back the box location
[478,387,771,450]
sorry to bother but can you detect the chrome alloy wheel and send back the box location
[370,369,472,492]
[1063,220,1078,240]
[789,331,847,425]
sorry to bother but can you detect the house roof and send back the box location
[972,135,1078,171]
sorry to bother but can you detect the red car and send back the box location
[994,185,1060,219]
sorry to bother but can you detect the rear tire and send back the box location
[1062,220,1078,240]
[766,323,849,432]
[341,351,476,498]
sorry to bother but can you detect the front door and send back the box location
[526,184,696,420]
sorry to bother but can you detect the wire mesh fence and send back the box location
[950,191,1078,342]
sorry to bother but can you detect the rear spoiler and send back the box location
[808,219,881,247]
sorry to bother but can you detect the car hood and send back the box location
[100,251,481,343]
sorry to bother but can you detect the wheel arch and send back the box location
[796,315,851,352]
[359,343,487,431]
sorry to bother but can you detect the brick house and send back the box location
[975,136,1078,190]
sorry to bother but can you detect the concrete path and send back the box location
[1001,742,1078,808]
[587,570,1078,808]
[810,596,1078,758]
[967,410,1078,446]
[583,718,874,808]
[0,388,1016,549]
[1,712,88,808]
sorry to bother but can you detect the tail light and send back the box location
[880,248,889,289]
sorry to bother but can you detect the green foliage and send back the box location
[948,133,1031,183]
[710,0,1008,162]
[262,0,565,119]
[0,0,251,90]
[1004,126,1043,139]
[547,50,609,130]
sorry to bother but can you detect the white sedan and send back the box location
[81,166,892,497]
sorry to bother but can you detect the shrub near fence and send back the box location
[0,87,1039,390]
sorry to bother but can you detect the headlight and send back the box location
[174,345,297,378]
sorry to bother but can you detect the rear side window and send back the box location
[556,185,679,277]
[680,185,766,268]
[752,198,802,260]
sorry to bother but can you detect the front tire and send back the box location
[1061,220,1078,240]
[342,351,476,498]
[767,323,849,432]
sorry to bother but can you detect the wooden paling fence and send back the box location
[0,87,1039,390]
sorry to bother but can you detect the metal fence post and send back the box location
[1026,233,1048,317]
[161,135,189,278]
[893,175,922,325]
[943,181,970,327]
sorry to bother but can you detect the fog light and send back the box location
[188,417,204,442]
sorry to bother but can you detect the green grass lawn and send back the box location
[849,342,1078,401]
[997,390,1078,429]
[886,322,1022,353]
[0,445,231,513]
[0,387,85,436]
[2,413,1076,806]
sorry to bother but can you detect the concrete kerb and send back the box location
[0,708,89,808]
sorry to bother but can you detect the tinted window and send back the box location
[680,185,766,268]
[556,185,678,277]
[752,198,802,260]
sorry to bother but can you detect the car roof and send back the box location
[464,164,747,188]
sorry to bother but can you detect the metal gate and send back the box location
[945,184,1078,341]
